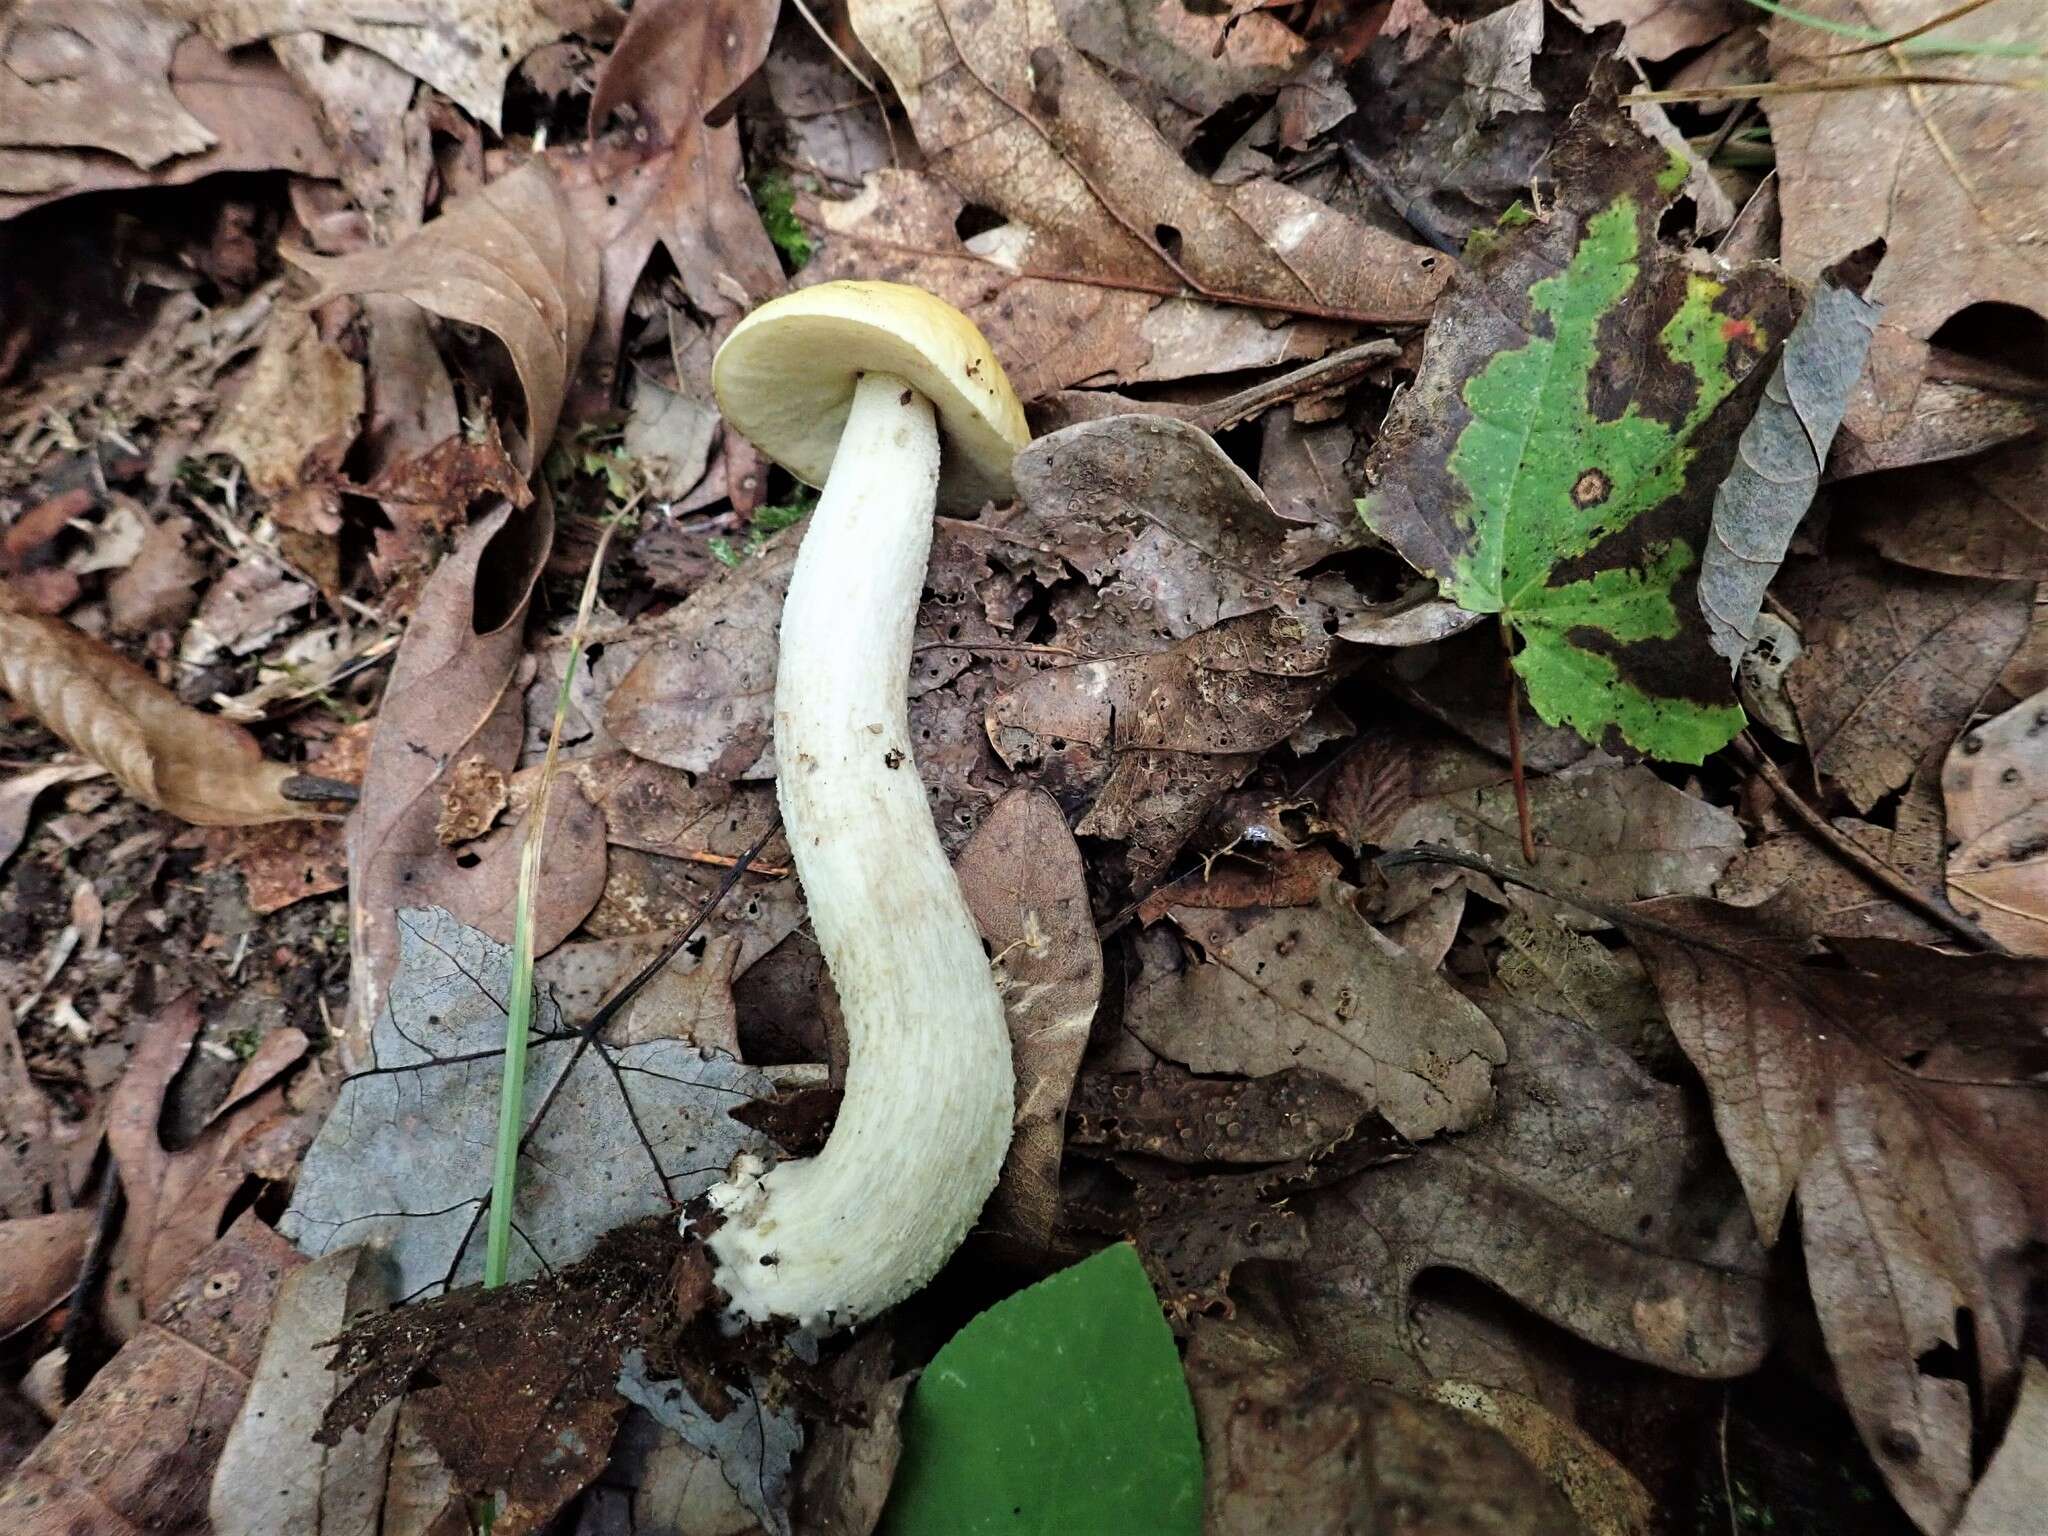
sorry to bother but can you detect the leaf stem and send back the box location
[483,512,626,1289]
[1501,621,1537,865]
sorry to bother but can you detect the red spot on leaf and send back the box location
[1720,318,1755,344]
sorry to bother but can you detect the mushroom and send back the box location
[704,281,1028,1329]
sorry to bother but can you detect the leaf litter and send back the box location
[1,0,2046,1532]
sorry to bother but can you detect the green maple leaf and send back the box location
[1360,103,1795,763]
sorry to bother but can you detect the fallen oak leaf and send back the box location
[0,586,336,826]
[0,2,211,167]
[283,159,597,472]
[1359,89,1795,762]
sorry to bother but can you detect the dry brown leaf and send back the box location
[1297,992,1769,1384]
[1632,901,2048,1532]
[986,610,1338,884]
[0,761,101,875]
[0,587,322,826]
[1766,0,2048,350]
[1127,881,1503,1143]
[1943,685,2048,957]
[203,307,364,496]
[190,0,620,131]
[0,1208,94,1339]
[847,0,1451,323]
[0,1213,303,1536]
[791,1332,909,1536]
[1069,1061,1371,1166]
[1785,557,2032,814]
[556,0,784,383]
[1957,1358,2048,1536]
[106,513,202,637]
[347,501,605,1054]
[1859,438,2048,582]
[0,32,338,220]
[270,33,430,240]
[284,159,597,471]
[0,1004,91,1220]
[1187,1317,1583,1536]
[0,3,211,167]
[1559,0,1740,61]
[954,787,1102,1251]
[1137,845,1343,926]
[106,995,309,1336]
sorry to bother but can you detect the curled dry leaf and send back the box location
[954,788,1103,1251]
[0,586,322,826]
[284,159,597,471]
[1943,686,2048,957]
[1631,900,2048,1532]
[848,0,1450,324]
[0,1214,303,1536]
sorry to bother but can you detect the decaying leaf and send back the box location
[285,906,772,1300]
[1069,1062,1371,1167]
[1700,278,1880,667]
[107,994,308,1335]
[209,1247,398,1536]
[987,611,1337,883]
[0,1004,89,1219]
[1765,0,2048,350]
[1360,93,1794,761]
[848,0,1450,325]
[1784,556,2031,813]
[1860,438,2048,582]
[0,587,325,825]
[619,1350,801,1536]
[954,788,1102,1251]
[791,1331,909,1536]
[1186,1317,1583,1536]
[285,159,597,470]
[0,762,101,876]
[1957,1358,2048,1536]
[1126,882,1504,1143]
[1632,900,2048,1532]
[0,3,211,167]
[1296,993,1770,1385]
[1943,686,2048,957]
[203,306,364,496]
[0,1214,303,1534]
[0,1208,93,1340]
[318,1220,693,1536]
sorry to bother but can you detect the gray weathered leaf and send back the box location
[618,1349,801,1536]
[1701,279,1879,666]
[282,906,772,1300]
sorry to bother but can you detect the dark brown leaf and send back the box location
[1069,1062,1372,1166]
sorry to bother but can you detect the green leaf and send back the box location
[882,1244,1203,1536]
[1360,94,1795,763]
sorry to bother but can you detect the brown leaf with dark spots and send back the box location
[1631,899,2048,1532]
[106,996,308,1337]
[0,586,319,826]
[1785,557,2031,813]
[1296,993,1770,1387]
[1943,686,2048,956]
[0,1213,303,1536]
[1127,883,1503,1142]
[1069,1062,1371,1166]
[284,160,597,471]
[955,788,1103,1251]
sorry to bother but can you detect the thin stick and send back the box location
[1731,733,2007,954]
[483,514,624,1289]
[1632,73,2042,105]
[1501,622,1536,864]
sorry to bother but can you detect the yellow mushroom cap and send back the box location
[711,280,1029,512]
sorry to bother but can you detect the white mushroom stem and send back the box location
[705,371,1014,1329]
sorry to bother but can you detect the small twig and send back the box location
[1719,1388,1739,1536]
[1338,143,1466,259]
[1631,73,2043,105]
[1731,733,2007,954]
[1500,622,1536,864]
[1182,338,1401,434]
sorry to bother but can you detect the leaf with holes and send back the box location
[1359,93,1794,762]
[281,905,772,1301]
